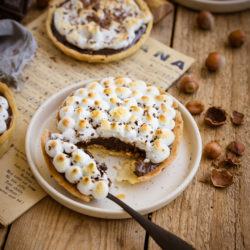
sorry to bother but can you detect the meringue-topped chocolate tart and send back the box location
[41,77,183,202]
[46,0,153,63]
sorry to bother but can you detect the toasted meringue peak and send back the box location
[65,165,82,183]
[0,96,8,110]
[53,153,71,173]
[92,181,109,200]
[0,95,9,134]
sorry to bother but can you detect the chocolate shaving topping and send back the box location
[84,149,94,158]
[113,7,128,23]
[80,0,99,8]
[98,163,108,172]
[101,8,112,29]
[92,3,100,11]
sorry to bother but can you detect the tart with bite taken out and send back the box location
[0,82,17,158]
[46,0,153,62]
[41,77,183,202]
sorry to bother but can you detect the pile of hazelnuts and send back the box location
[179,10,246,188]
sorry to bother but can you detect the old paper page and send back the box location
[0,13,194,226]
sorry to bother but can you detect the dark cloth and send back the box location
[0,19,37,91]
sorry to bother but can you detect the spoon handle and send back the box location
[107,193,195,250]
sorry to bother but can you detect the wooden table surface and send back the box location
[0,3,249,250]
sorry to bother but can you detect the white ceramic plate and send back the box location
[173,0,250,13]
[26,81,202,219]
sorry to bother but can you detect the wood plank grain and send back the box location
[148,7,250,250]
[150,10,174,45]
[0,225,8,249]
[4,197,145,250]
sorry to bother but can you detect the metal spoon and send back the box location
[107,193,195,250]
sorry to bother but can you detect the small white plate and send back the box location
[26,81,202,219]
[173,0,250,13]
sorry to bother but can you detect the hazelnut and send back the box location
[210,168,233,188]
[186,100,204,115]
[227,141,245,156]
[204,106,227,127]
[180,75,199,94]
[197,10,215,30]
[231,111,244,125]
[204,141,222,159]
[228,30,246,48]
[205,52,226,71]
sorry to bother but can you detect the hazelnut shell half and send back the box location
[204,107,227,127]
[225,151,241,167]
[211,168,234,188]
[231,111,244,125]
[186,100,204,115]
[227,141,245,156]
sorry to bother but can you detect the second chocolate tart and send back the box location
[46,0,153,63]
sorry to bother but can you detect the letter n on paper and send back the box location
[154,51,170,61]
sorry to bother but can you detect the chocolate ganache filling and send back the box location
[76,137,160,177]
[51,21,147,56]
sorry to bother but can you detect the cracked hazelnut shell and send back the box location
[180,75,199,94]
[204,141,222,159]
[186,100,204,115]
[205,52,225,71]
[227,141,245,156]
[204,107,227,127]
[228,30,246,48]
[197,10,215,30]
[225,151,241,167]
[231,111,244,125]
[211,168,234,188]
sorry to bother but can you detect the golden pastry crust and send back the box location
[46,0,153,63]
[0,82,17,158]
[41,130,91,202]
